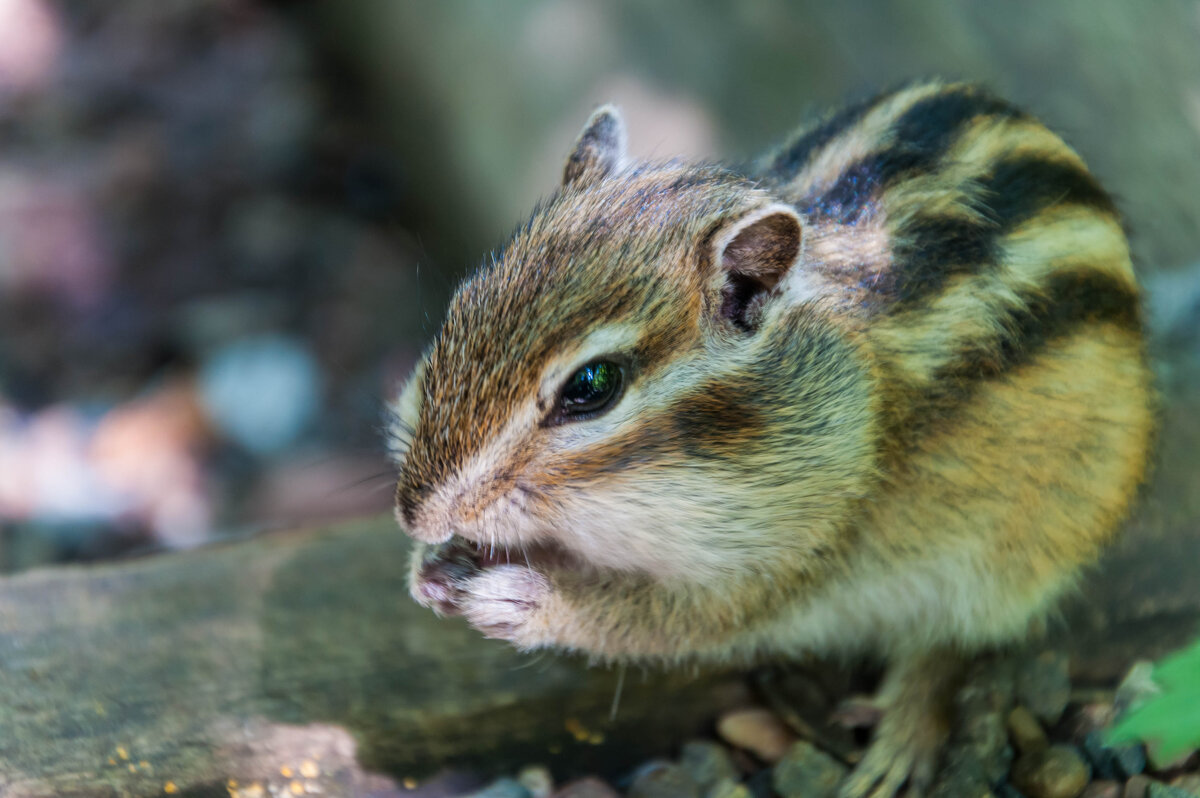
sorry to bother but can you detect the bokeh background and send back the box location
[1,0,1199,571]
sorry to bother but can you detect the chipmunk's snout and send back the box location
[394,482,455,544]
[395,503,455,545]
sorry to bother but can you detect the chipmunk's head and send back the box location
[392,106,879,586]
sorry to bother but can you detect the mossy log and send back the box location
[0,520,748,797]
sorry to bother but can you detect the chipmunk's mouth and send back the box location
[411,534,574,616]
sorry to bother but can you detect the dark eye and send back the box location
[557,360,624,421]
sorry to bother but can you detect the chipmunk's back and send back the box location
[745,81,1154,651]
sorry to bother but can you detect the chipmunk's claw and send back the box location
[838,727,938,798]
[831,693,886,730]
[838,650,958,798]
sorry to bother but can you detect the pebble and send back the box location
[1147,784,1198,798]
[742,768,773,798]
[996,785,1029,798]
[703,778,752,798]
[1010,706,1050,754]
[1081,730,1146,780]
[1016,651,1072,726]
[1171,775,1200,796]
[1080,782,1122,798]
[628,763,699,798]
[518,766,554,798]
[679,740,739,790]
[771,741,847,798]
[1011,745,1091,798]
[552,778,621,798]
[716,708,795,763]
[471,778,533,798]
[1125,775,1152,798]
[1060,703,1117,744]
[929,746,993,798]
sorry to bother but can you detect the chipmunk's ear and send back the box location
[713,204,803,331]
[563,105,626,189]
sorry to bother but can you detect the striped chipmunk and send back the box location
[390,81,1155,797]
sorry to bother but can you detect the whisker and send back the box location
[511,650,551,670]
[609,664,627,721]
[335,470,399,492]
[363,480,402,496]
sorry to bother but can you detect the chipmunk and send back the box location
[389,81,1154,798]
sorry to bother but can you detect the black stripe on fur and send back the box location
[885,215,999,305]
[934,268,1141,392]
[770,90,887,176]
[807,88,1022,224]
[981,155,1118,231]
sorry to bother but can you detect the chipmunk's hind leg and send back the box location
[838,647,965,798]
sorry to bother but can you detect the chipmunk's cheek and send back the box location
[460,565,552,645]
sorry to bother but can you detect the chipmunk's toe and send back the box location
[831,693,886,730]
[838,706,943,798]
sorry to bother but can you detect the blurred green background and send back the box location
[1,0,1198,570]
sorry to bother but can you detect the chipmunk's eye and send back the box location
[557,360,624,421]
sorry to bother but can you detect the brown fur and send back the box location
[390,81,1154,797]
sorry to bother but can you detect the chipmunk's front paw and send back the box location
[460,565,552,646]
[409,540,480,616]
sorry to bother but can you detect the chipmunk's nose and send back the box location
[394,489,455,544]
[394,505,455,544]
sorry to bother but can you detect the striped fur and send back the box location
[392,81,1154,796]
